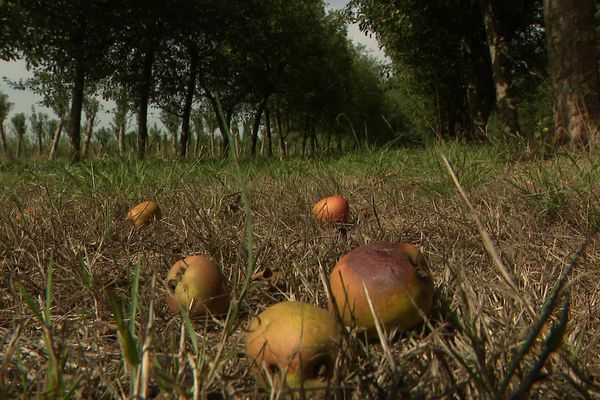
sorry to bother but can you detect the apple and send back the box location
[165,255,230,317]
[245,301,340,394]
[329,242,434,337]
[125,200,161,228]
[312,195,349,224]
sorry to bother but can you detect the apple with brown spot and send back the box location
[329,242,434,337]
[245,301,340,395]
[166,255,230,317]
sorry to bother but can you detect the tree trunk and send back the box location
[137,49,154,159]
[82,116,94,157]
[479,0,521,137]
[544,0,600,149]
[250,98,267,157]
[276,107,286,156]
[118,124,125,156]
[194,125,202,157]
[49,119,64,160]
[460,34,491,140]
[15,133,22,158]
[301,115,309,156]
[264,104,272,157]
[36,130,43,156]
[204,91,229,157]
[68,55,85,161]
[0,123,10,159]
[179,47,198,157]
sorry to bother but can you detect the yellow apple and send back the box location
[245,301,340,395]
[166,255,230,317]
[126,200,161,228]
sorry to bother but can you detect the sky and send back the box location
[0,0,386,129]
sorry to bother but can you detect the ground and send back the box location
[1,144,599,399]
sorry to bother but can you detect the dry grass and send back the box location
[1,145,599,399]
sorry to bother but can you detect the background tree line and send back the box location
[0,0,598,160]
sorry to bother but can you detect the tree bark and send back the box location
[204,91,230,157]
[276,107,286,156]
[137,49,154,159]
[68,55,85,161]
[49,119,64,160]
[118,124,125,156]
[36,129,43,156]
[264,103,272,157]
[544,0,600,149]
[82,116,94,158]
[250,98,267,157]
[0,123,10,159]
[479,0,521,137]
[460,34,492,140]
[179,47,198,157]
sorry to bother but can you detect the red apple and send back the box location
[126,200,161,228]
[329,242,434,337]
[245,301,340,393]
[166,255,230,317]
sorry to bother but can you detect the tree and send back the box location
[479,0,522,137]
[82,98,99,157]
[11,112,26,158]
[0,91,13,158]
[10,0,119,161]
[544,0,600,149]
[108,0,168,159]
[30,107,49,156]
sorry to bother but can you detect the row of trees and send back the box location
[1,0,405,160]
[2,1,598,160]
[348,0,600,151]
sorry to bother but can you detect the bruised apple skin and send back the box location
[245,301,340,393]
[166,255,230,317]
[126,200,162,228]
[329,242,434,337]
[312,195,349,224]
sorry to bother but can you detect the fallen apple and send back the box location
[245,301,340,394]
[312,195,349,224]
[125,200,161,228]
[329,242,434,337]
[166,255,230,317]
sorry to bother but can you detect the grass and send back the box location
[1,143,600,399]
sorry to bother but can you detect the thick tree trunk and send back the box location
[49,119,64,160]
[179,48,198,157]
[250,98,267,157]
[479,0,521,137]
[82,116,94,158]
[544,0,600,149]
[68,56,85,161]
[0,123,8,158]
[137,49,154,159]
[461,34,491,140]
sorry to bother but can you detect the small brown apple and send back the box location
[165,255,230,317]
[329,242,434,337]
[312,195,349,224]
[126,200,161,228]
[245,301,340,394]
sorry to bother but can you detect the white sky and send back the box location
[0,0,386,129]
